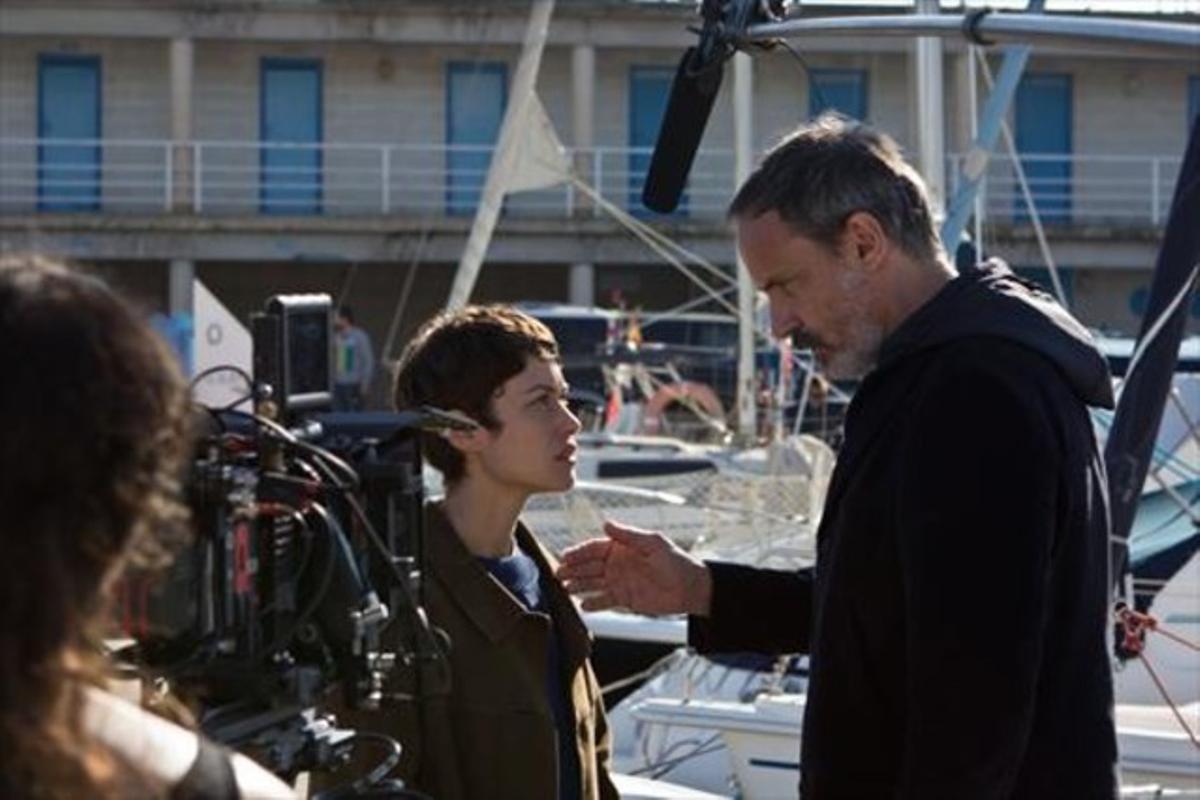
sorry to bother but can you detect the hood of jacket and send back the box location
[877,259,1114,409]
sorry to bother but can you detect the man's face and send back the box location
[474,357,581,495]
[334,314,349,333]
[736,211,884,380]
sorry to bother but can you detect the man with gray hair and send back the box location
[559,114,1119,798]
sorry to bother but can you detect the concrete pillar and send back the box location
[571,44,595,215]
[951,48,976,155]
[169,38,194,212]
[569,262,595,307]
[168,258,194,316]
[913,0,945,219]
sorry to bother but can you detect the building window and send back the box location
[446,62,507,216]
[260,58,323,215]
[808,69,867,121]
[628,66,684,216]
[37,54,101,212]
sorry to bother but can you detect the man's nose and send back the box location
[769,300,796,340]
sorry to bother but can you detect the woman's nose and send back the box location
[562,404,582,435]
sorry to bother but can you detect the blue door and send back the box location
[629,66,686,215]
[1015,73,1072,223]
[261,59,322,215]
[446,62,506,216]
[809,69,867,121]
[38,55,101,211]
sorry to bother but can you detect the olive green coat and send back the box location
[352,503,619,800]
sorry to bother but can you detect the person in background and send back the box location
[346,305,618,800]
[558,114,1119,799]
[0,254,293,798]
[333,305,375,411]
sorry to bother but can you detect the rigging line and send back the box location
[975,46,1068,308]
[1143,470,1200,525]
[1136,653,1200,751]
[569,176,743,317]
[1166,386,1200,455]
[551,163,738,290]
[1091,408,1200,482]
[641,288,737,326]
[1116,262,1200,407]
[600,650,680,698]
[1153,624,1200,653]
[968,43,985,260]
[770,38,833,115]
[334,260,359,311]
[382,228,429,364]
[568,172,730,293]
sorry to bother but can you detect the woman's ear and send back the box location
[443,424,488,455]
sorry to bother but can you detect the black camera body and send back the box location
[122,294,449,790]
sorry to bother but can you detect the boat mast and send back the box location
[733,51,757,443]
[446,0,556,311]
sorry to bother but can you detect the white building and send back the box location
[1,0,1196,394]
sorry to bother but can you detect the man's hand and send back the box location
[556,520,713,617]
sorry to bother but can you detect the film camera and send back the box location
[119,294,466,796]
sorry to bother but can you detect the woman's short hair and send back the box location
[393,305,559,485]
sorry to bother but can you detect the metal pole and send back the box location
[743,13,1200,59]
[381,146,391,214]
[446,0,555,310]
[192,144,202,213]
[940,42,1036,248]
[968,45,983,255]
[1151,158,1161,226]
[733,51,757,443]
[914,0,945,219]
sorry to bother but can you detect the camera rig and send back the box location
[119,294,468,797]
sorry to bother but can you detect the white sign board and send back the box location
[192,279,252,410]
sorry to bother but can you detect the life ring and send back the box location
[642,381,725,434]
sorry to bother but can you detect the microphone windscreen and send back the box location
[642,48,724,214]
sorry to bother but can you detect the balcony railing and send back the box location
[946,151,1183,227]
[0,137,1182,227]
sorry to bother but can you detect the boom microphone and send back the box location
[641,47,725,214]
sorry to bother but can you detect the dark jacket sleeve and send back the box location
[687,561,815,655]
[895,357,1060,798]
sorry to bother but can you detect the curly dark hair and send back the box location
[393,305,559,485]
[0,254,193,797]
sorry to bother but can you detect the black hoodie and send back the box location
[692,259,1120,799]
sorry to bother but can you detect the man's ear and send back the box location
[842,211,889,272]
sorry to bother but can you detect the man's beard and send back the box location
[822,314,884,380]
[820,266,884,381]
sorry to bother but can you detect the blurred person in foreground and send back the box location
[340,305,617,800]
[0,254,293,798]
[558,115,1119,798]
